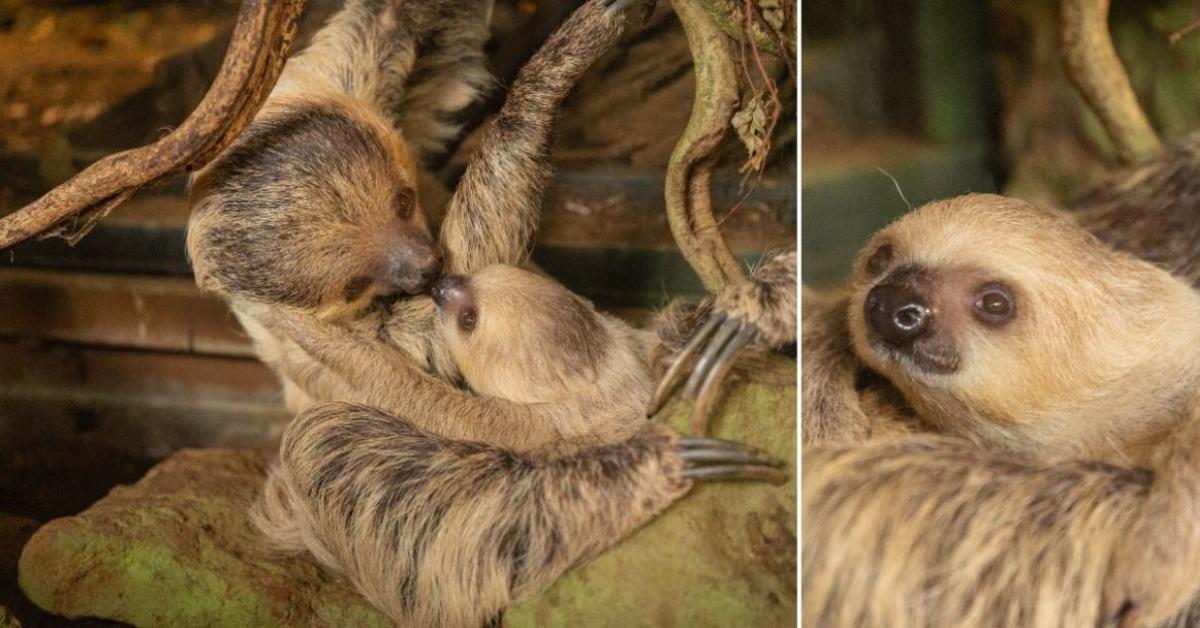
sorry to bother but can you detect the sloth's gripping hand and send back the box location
[255,403,784,628]
[648,249,797,434]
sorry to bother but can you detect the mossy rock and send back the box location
[18,449,391,627]
[18,356,795,627]
[508,354,796,627]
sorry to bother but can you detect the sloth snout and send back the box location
[866,282,931,346]
[381,223,442,295]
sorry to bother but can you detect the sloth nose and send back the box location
[381,223,442,295]
[865,283,931,346]
[431,274,470,310]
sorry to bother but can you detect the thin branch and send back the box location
[0,0,307,250]
[1169,19,1200,47]
[665,0,747,292]
[1060,0,1160,164]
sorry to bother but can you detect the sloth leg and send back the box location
[438,0,638,274]
[648,249,797,434]
[259,402,784,627]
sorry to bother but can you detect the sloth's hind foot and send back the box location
[678,436,787,484]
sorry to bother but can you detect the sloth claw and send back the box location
[602,0,638,16]
[647,311,760,436]
[678,437,787,484]
[647,314,724,417]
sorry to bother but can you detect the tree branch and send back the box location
[1060,0,1161,164]
[665,0,747,292]
[0,0,306,249]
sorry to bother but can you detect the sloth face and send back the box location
[188,101,441,320]
[847,194,1200,455]
[433,264,612,404]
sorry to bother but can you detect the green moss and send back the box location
[18,358,795,628]
[508,356,796,627]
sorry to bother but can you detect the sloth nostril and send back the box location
[865,283,932,346]
[894,304,927,331]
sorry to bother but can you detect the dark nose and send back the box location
[382,223,442,295]
[865,283,931,346]
[431,274,469,309]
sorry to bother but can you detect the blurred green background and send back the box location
[802,0,1200,286]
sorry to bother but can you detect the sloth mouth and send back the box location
[874,337,960,375]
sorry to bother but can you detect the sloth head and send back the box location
[431,264,642,405]
[188,100,441,320]
[848,193,1200,459]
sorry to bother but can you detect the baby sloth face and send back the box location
[848,194,1200,459]
[431,265,634,405]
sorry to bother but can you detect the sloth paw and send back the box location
[678,436,787,484]
[647,251,796,436]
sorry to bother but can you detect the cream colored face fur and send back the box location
[847,194,1200,461]
[436,264,651,407]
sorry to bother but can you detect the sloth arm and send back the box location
[262,401,780,628]
[438,0,634,274]
[803,435,1148,627]
[1072,139,1200,289]
[264,305,637,453]
[1102,405,1200,627]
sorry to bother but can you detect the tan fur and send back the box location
[847,194,1200,464]
[187,3,794,624]
[804,194,1200,626]
[439,265,653,410]
[803,435,1147,628]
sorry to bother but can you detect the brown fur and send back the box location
[251,263,780,627]
[715,249,798,348]
[803,194,1200,626]
[258,404,689,628]
[187,3,792,624]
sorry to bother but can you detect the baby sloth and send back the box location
[258,265,784,627]
[847,193,1200,465]
[806,193,1200,626]
[431,264,652,410]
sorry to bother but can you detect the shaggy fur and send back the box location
[803,194,1200,627]
[714,250,798,348]
[258,403,689,628]
[185,2,795,624]
[252,261,793,627]
[188,0,635,412]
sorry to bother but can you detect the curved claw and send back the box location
[646,313,725,416]
[603,0,638,16]
[688,323,756,436]
[677,437,787,484]
[683,317,741,399]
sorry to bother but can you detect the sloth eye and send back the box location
[458,307,477,333]
[393,187,416,219]
[865,243,893,277]
[973,283,1015,326]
